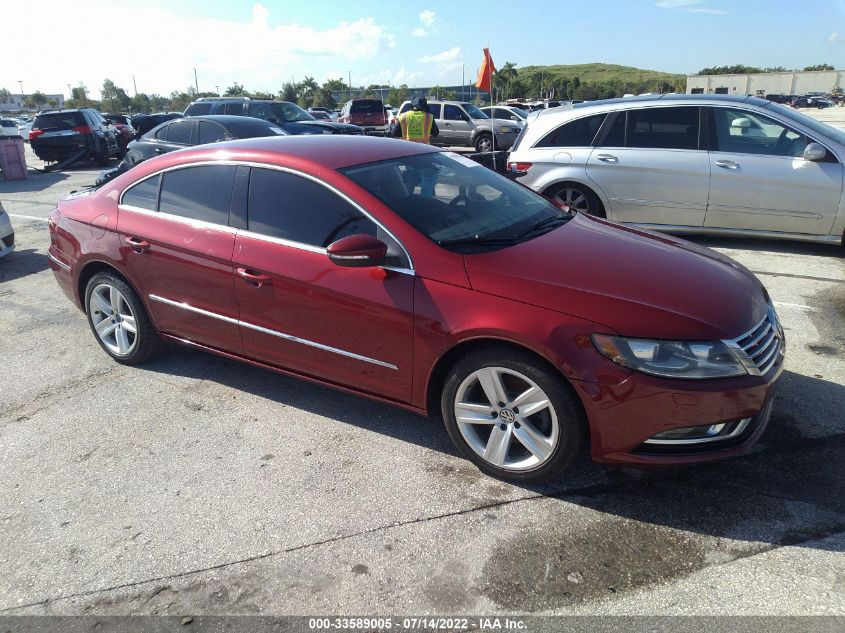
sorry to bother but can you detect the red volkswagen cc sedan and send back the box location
[47,136,784,482]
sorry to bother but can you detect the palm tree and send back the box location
[494,62,518,102]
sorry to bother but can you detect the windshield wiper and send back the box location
[514,214,571,239]
[437,234,519,247]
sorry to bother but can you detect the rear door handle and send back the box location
[595,154,618,163]
[236,267,271,287]
[715,159,740,170]
[124,236,150,253]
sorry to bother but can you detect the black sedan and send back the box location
[96,115,287,185]
[122,115,287,167]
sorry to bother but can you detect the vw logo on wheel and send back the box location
[499,409,516,423]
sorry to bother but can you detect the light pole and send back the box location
[215,85,220,96]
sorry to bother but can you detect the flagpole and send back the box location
[489,47,495,155]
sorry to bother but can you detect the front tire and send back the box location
[474,133,493,153]
[85,272,162,365]
[441,347,586,483]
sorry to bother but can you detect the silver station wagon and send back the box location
[508,94,845,245]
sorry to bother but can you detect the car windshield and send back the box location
[341,151,570,253]
[270,102,316,123]
[461,103,490,120]
[763,102,845,145]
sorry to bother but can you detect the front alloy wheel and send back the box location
[454,367,559,471]
[441,348,586,482]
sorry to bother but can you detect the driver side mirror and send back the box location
[327,234,388,268]
[803,142,827,162]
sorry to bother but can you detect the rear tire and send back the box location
[85,272,162,365]
[441,347,587,483]
[545,182,605,218]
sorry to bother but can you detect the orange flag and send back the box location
[475,48,496,93]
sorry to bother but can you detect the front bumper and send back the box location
[572,358,783,467]
[0,231,14,257]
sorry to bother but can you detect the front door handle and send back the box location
[236,267,271,287]
[124,236,150,253]
[595,154,618,163]
[715,159,740,170]
[154,148,164,154]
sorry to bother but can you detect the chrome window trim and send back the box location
[149,294,399,370]
[119,203,238,234]
[118,160,415,271]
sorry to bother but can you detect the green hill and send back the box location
[518,63,684,85]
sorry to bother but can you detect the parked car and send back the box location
[396,99,520,151]
[480,106,529,125]
[1,118,21,137]
[0,202,14,258]
[29,109,121,165]
[183,97,362,135]
[764,94,790,104]
[130,112,183,138]
[121,115,287,168]
[16,117,33,141]
[47,135,783,482]
[792,96,834,109]
[507,94,845,245]
[308,110,332,121]
[338,98,389,135]
[102,114,135,153]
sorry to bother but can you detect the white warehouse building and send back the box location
[686,69,844,96]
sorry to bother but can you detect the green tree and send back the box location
[101,79,131,113]
[296,76,319,107]
[67,84,96,109]
[322,78,345,92]
[224,83,246,96]
[251,90,275,100]
[312,87,336,109]
[0,87,11,102]
[130,93,151,113]
[804,64,835,71]
[279,82,298,102]
[386,84,409,105]
[30,91,49,109]
[494,61,518,101]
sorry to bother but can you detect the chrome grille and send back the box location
[727,309,784,376]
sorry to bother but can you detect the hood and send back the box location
[464,214,768,341]
[290,120,362,134]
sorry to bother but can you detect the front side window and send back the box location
[122,174,160,210]
[269,102,314,123]
[537,113,606,148]
[167,120,193,145]
[247,168,376,247]
[462,103,489,120]
[443,105,465,121]
[341,152,568,253]
[710,107,808,158]
[600,111,626,147]
[159,165,236,224]
[626,107,700,150]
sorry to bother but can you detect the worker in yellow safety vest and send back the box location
[391,96,439,143]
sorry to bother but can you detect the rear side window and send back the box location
[536,113,606,148]
[221,102,243,115]
[159,165,236,225]
[33,112,85,130]
[155,124,170,140]
[122,175,160,210]
[626,107,700,150]
[185,102,213,116]
[247,168,375,247]
[167,120,193,145]
[198,121,226,144]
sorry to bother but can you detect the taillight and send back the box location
[507,162,532,172]
[72,125,92,134]
[29,129,44,140]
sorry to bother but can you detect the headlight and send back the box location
[592,334,747,379]
[496,126,514,134]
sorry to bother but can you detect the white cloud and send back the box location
[412,9,438,36]
[656,0,728,14]
[830,31,844,44]
[418,47,462,64]
[1,1,396,97]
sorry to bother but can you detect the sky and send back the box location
[5,0,845,99]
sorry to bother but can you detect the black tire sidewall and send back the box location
[440,348,586,483]
[475,133,492,153]
[84,272,160,365]
[549,183,605,218]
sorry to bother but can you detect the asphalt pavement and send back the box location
[0,142,843,616]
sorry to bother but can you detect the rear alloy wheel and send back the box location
[548,184,604,217]
[474,133,493,153]
[85,272,162,364]
[441,348,585,482]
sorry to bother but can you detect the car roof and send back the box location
[166,135,439,170]
[190,115,275,126]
